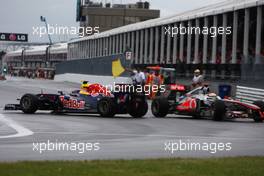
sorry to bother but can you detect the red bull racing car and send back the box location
[151,85,264,122]
[4,81,148,118]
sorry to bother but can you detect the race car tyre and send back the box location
[151,97,169,118]
[253,101,264,111]
[213,100,226,121]
[52,97,64,114]
[20,94,39,114]
[252,112,263,123]
[193,99,201,119]
[97,97,116,117]
[128,98,148,118]
[252,101,264,122]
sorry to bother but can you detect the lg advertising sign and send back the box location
[0,33,28,42]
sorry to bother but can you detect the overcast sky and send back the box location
[0,0,223,43]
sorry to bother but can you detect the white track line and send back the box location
[0,114,33,139]
[34,131,264,141]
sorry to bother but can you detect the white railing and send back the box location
[236,86,264,103]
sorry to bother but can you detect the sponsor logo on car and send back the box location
[59,96,85,109]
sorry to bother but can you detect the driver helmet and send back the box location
[80,81,91,95]
[81,81,91,92]
[81,81,90,89]
[201,86,210,94]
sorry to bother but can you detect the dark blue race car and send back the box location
[4,82,148,118]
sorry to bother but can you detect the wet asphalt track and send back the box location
[0,77,264,161]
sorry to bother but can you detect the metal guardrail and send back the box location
[236,86,264,104]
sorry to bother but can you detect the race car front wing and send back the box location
[4,104,21,111]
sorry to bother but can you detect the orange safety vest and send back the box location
[146,74,154,85]
[159,75,164,85]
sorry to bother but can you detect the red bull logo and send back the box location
[59,96,85,109]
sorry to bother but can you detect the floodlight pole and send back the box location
[40,16,52,45]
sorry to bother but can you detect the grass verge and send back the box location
[0,157,263,176]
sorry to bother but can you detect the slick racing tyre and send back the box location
[20,94,39,114]
[253,101,264,123]
[253,101,264,111]
[213,100,226,121]
[128,98,148,118]
[193,99,201,119]
[97,97,116,117]
[151,97,169,118]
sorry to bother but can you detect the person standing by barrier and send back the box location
[130,69,146,86]
[146,71,154,85]
[149,71,163,99]
[192,69,203,89]
[131,69,138,85]
[146,71,154,99]
[138,69,146,86]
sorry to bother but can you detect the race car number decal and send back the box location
[189,99,197,109]
[59,96,85,109]
[176,98,197,111]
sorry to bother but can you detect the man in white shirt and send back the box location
[192,69,203,88]
[133,69,145,85]
[131,69,138,85]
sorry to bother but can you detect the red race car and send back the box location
[151,86,264,122]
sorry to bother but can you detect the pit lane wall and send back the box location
[54,54,131,85]
[55,73,131,85]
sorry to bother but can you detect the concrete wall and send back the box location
[56,54,130,76]
[54,73,131,86]
[55,54,132,86]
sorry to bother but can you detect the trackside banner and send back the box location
[0,33,28,42]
